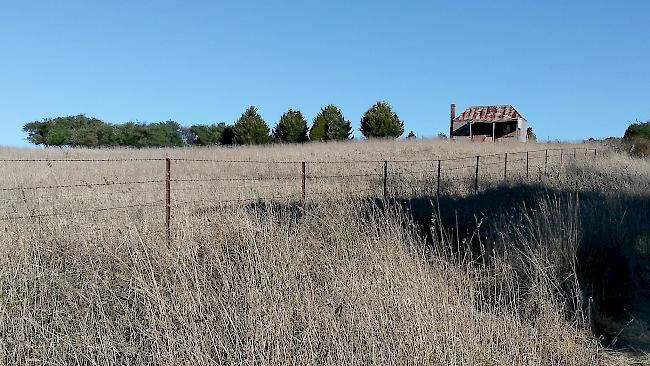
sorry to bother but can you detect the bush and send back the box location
[232,106,271,145]
[624,121,650,139]
[360,101,404,139]
[527,127,537,142]
[273,109,308,143]
[189,123,228,146]
[23,116,184,148]
[623,121,650,158]
[220,125,235,145]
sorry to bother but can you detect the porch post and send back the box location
[492,122,495,143]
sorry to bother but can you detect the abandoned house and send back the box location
[449,104,528,142]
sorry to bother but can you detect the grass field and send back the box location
[1,139,649,365]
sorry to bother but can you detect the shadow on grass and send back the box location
[397,185,650,354]
[241,185,650,353]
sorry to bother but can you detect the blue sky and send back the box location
[0,0,648,146]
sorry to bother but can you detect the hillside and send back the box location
[0,139,648,364]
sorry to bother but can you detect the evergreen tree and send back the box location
[273,109,308,143]
[324,105,352,141]
[309,114,328,142]
[220,125,235,145]
[310,105,351,141]
[23,121,48,145]
[232,106,271,145]
[360,101,404,139]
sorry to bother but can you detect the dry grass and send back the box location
[0,139,647,365]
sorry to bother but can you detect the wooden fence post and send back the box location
[165,157,171,242]
[436,159,441,197]
[383,160,388,199]
[474,156,479,194]
[301,161,306,200]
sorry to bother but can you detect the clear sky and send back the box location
[1,0,648,146]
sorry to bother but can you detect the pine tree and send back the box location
[232,106,271,145]
[310,105,351,141]
[324,105,352,141]
[309,113,328,141]
[360,101,404,139]
[273,109,308,143]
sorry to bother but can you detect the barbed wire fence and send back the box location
[0,148,602,241]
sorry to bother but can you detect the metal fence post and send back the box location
[594,148,597,157]
[383,160,388,199]
[436,159,441,197]
[573,148,576,160]
[474,156,479,194]
[165,157,171,242]
[503,153,508,181]
[301,161,306,200]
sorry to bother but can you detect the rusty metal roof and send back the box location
[454,105,523,123]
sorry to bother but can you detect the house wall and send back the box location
[517,118,528,142]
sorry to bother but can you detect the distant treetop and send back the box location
[360,101,404,139]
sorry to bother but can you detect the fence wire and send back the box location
[0,148,601,224]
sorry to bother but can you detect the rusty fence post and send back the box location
[503,152,508,182]
[573,148,576,160]
[594,148,597,157]
[301,161,306,201]
[474,155,479,194]
[436,159,441,197]
[383,160,388,200]
[165,157,171,242]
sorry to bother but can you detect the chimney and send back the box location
[450,104,456,138]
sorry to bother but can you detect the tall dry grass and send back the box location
[0,139,647,364]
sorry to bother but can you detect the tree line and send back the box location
[23,102,405,147]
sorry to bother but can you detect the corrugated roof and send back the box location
[454,105,523,123]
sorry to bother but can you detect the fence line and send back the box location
[0,179,166,192]
[0,200,163,221]
[0,148,603,238]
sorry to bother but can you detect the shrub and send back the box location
[23,116,184,148]
[360,101,404,139]
[273,109,308,143]
[527,127,537,142]
[624,121,650,140]
[220,125,235,145]
[189,123,228,146]
[232,106,271,145]
[623,121,650,158]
